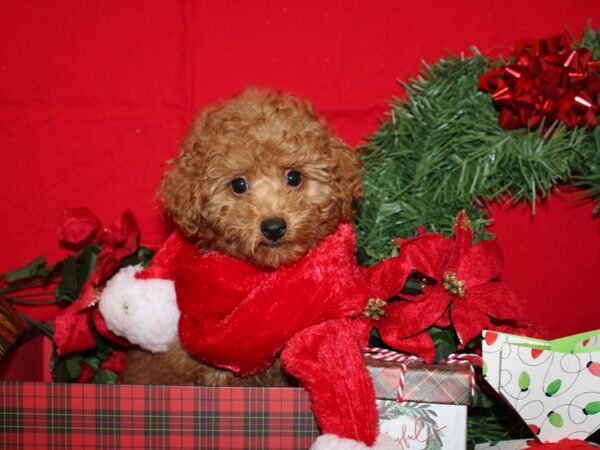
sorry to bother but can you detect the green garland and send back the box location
[355,27,600,263]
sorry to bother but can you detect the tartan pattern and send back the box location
[367,359,472,405]
[0,382,318,449]
[0,298,26,359]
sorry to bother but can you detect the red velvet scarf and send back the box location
[172,221,369,376]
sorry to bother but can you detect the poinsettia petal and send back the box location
[446,211,474,270]
[100,350,127,374]
[377,287,450,338]
[451,301,490,348]
[367,255,413,300]
[99,210,139,253]
[75,364,95,383]
[380,330,436,363]
[91,308,130,347]
[463,282,523,321]
[114,211,140,260]
[456,240,504,288]
[396,233,453,279]
[91,252,120,286]
[433,310,451,328]
[57,208,102,247]
[54,302,96,355]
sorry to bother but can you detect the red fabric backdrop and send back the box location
[1,1,598,341]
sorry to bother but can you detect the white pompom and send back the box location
[99,265,179,353]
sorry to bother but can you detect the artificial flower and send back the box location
[358,211,524,362]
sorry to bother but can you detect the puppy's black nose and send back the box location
[260,218,287,241]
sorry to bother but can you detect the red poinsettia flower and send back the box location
[358,211,524,362]
[53,208,137,356]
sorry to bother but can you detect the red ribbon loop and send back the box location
[480,33,600,130]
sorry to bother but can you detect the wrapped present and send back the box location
[0,298,27,359]
[482,329,600,445]
[0,382,318,450]
[365,350,475,449]
[367,357,474,405]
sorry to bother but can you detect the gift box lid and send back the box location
[366,356,473,405]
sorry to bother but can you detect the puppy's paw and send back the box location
[99,265,179,352]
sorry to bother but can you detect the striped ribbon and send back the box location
[364,347,482,401]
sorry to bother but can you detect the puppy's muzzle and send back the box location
[260,218,287,242]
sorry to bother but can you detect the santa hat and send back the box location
[99,231,184,352]
[282,319,396,450]
[99,225,396,450]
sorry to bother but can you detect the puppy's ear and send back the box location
[328,136,364,218]
[159,148,205,236]
[159,104,221,236]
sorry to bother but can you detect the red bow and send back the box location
[479,33,600,130]
[53,208,136,356]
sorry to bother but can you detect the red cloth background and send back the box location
[0,1,598,343]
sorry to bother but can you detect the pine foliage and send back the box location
[355,27,600,263]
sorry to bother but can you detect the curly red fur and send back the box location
[123,88,363,385]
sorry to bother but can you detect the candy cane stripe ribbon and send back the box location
[364,347,482,401]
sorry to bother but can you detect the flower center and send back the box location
[442,271,466,297]
[363,298,387,321]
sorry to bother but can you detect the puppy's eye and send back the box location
[285,170,302,187]
[231,177,249,194]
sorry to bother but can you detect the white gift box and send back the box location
[378,400,467,449]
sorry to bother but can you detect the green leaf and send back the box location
[3,256,47,283]
[53,256,79,303]
[428,326,459,362]
[545,379,561,397]
[518,371,530,391]
[93,369,119,384]
[77,245,99,287]
[65,354,83,379]
[53,244,101,303]
[584,401,600,415]
[82,355,101,370]
[548,411,563,428]
[20,314,54,339]
[122,246,154,268]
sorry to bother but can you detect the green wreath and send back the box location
[355,26,600,263]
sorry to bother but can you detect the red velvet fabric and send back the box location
[281,319,379,446]
[172,222,369,375]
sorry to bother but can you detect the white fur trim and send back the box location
[310,433,397,450]
[99,265,179,353]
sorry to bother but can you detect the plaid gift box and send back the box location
[0,382,318,449]
[366,356,473,405]
[365,355,473,450]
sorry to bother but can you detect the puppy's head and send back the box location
[160,88,363,269]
